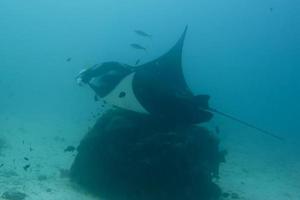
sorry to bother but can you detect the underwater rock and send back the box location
[1,190,27,200]
[71,108,225,200]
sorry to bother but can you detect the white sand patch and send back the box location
[216,122,300,200]
[0,115,101,200]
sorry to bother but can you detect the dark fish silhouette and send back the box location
[23,164,30,171]
[134,30,152,38]
[64,145,76,152]
[66,57,72,62]
[130,43,147,51]
[135,59,141,65]
[24,157,29,161]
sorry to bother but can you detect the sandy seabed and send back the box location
[0,115,299,200]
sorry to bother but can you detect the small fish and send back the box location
[134,30,152,38]
[130,43,147,51]
[135,59,141,65]
[66,57,72,62]
[24,157,29,161]
[270,7,273,12]
[0,163,4,168]
[64,145,76,152]
[23,164,30,171]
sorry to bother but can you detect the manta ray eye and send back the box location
[119,91,126,98]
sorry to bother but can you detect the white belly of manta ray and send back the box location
[102,72,149,114]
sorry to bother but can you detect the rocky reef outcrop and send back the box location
[70,109,225,200]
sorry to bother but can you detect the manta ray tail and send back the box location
[208,108,284,141]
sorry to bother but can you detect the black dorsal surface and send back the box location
[133,26,190,97]
[132,26,212,124]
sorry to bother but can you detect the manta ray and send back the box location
[77,26,283,140]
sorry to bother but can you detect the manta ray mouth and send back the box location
[80,62,132,98]
[89,73,122,97]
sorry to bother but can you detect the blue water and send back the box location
[1,0,299,199]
